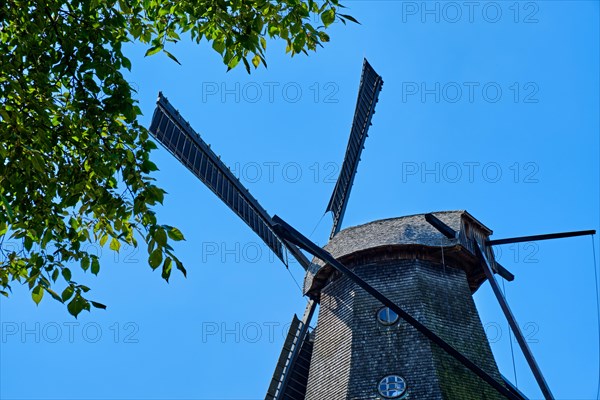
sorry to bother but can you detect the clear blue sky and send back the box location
[1,1,599,399]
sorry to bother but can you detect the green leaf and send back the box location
[32,284,44,305]
[321,9,336,27]
[90,301,107,310]
[0,194,13,222]
[118,0,131,13]
[167,227,185,241]
[175,258,187,278]
[149,248,162,269]
[155,228,167,247]
[24,236,33,251]
[78,285,91,293]
[122,57,132,71]
[99,234,108,247]
[141,159,158,172]
[145,45,162,57]
[338,13,360,24]
[163,50,181,65]
[62,268,72,282]
[293,35,306,53]
[81,257,90,271]
[45,287,63,303]
[67,294,88,318]
[227,56,240,70]
[62,286,74,302]
[146,187,165,204]
[242,57,251,74]
[212,40,225,54]
[91,257,100,275]
[110,237,121,252]
[268,25,280,36]
[161,257,172,282]
[252,55,261,68]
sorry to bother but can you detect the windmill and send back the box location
[148,59,595,400]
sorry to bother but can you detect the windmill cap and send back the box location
[304,210,494,297]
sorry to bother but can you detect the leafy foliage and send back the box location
[0,0,351,317]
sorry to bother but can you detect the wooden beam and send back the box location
[425,213,457,239]
[496,261,515,282]
[475,242,554,400]
[487,230,595,246]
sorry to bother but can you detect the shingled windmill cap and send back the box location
[304,210,494,297]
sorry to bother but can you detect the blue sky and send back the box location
[1,1,599,399]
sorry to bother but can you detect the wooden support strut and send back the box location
[424,213,457,239]
[272,215,521,400]
[487,230,596,246]
[423,213,515,282]
[495,261,515,282]
[475,242,554,400]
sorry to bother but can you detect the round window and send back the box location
[377,307,399,325]
[378,375,407,398]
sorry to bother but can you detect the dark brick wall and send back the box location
[305,258,505,400]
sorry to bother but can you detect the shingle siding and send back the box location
[305,275,355,398]
[305,258,505,399]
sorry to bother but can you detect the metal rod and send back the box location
[272,215,519,400]
[425,213,457,239]
[475,242,554,400]
[487,230,596,246]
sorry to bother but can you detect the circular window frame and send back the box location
[376,306,400,326]
[377,374,407,399]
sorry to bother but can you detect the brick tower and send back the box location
[302,211,505,399]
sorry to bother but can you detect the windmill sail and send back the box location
[149,92,288,264]
[265,300,316,400]
[326,59,383,238]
